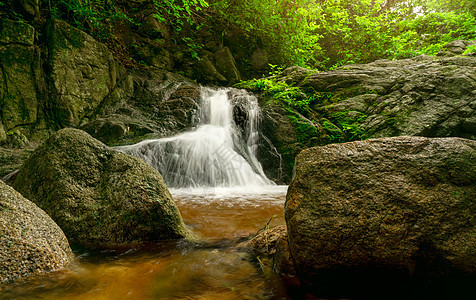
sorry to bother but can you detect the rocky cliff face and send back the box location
[0,17,203,152]
[257,43,476,183]
[0,19,44,148]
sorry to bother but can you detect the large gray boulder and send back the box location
[0,181,74,284]
[13,128,191,246]
[284,136,475,283]
[302,53,476,140]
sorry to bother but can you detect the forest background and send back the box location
[1,0,475,73]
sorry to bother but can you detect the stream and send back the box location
[0,88,296,299]
[1,187,291,300]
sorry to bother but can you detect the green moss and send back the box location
[326,110,368,141]
[287,113,318,145]
[322,120,344,142]
[48,20,87,55]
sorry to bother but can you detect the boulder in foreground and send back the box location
[284,136,475,289]
[13,128,191,246]
[0,181,74,284]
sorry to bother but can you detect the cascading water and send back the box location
[116,87,274,189]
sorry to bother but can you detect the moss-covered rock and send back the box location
[250,42,476,183]
[212,47,241,85]
[0,19,39,138]
[81,68,200,145]
[0,180,74,284]
[47,20,121,127]
[259,102,325,184]
[13,128,191,246]
[194,56,227,84]
[0,19,34,45]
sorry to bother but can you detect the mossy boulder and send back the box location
[47,20,121,127]
[212,47,241,85]
[283,136,476,293]
[0,181,74,284]
[13,128,191,246]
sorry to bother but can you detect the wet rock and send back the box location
[260,103,325,184]
[0,181,74,284]
[273,234,296,276]
[284,136,476,283]
[82,69,200,145]
[13,128,192,246]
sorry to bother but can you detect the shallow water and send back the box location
[0,187,291,300]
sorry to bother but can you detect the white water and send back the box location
[117,87,275,190]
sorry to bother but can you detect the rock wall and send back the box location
[257,45,476,183]
[0,19,43,147]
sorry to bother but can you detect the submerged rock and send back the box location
[13,128,191,246]
[0,181,74,284]
[284,136,475,283]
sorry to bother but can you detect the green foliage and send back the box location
[43,0,135,41]
[463,45,476,55]
[326,111,368,141]
[0,0,28,20]
[236,74,314,112]
[209,0,321,67]
[208,0,476,70]
[153,0,209,32]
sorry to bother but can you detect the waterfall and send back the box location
[116,87,274,188]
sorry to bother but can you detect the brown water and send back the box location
[0,186,291,300]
